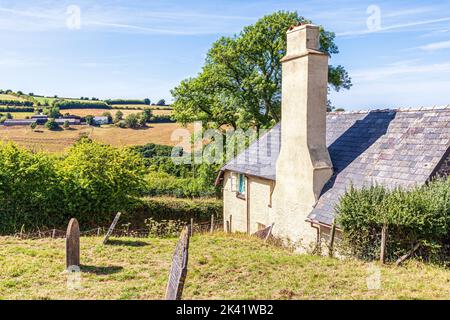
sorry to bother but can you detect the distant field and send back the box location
[5,112,35,119]
[0,94,28,101]
[63,108,171,117]
[0,123,192,153]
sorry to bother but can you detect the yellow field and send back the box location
[63,108,172,117]
[0,94,27,101]
[4,112,35,119]
[0,123,192,153]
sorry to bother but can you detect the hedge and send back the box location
[0,107,34,112]
[0,140,145,234]
[336,179,450,264]
[53,100,111,109]
[125,197,222,228]
[0,100,33,107]
[105,99,148,105]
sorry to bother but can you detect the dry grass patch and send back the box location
[0,234,448,300]
[0,123,192,153]
[64,108,172,117]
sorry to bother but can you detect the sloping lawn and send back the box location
[0,234,448,300]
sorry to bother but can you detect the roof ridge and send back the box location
[328,104,450,115]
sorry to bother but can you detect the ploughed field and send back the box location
[0,234,448,300]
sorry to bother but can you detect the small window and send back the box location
[238,174,246,194]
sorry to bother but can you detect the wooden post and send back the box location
[210,215,214,234]
[380,224,388,264]
[97,227,101,237]
[229,215,232,233]
[190,218,194,237]
[66,218,80,269]
[226,221,230,233]
[103,212,122,245]
[329,219,336,258]
[52,229,56,239]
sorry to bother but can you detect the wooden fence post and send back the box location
[190,218,194,237]
[328,219,336,258]
[210,215,214,234]
[229,215,232,233]
[52,229,56,239]
[226,221,230,233]
[380,224,388,264]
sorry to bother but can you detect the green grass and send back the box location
[0,234,448,300]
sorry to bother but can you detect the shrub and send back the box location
[63,120,70,129]
[124,113,140,128]
[45,118,60,131]
[0,143,62,234]
[30,122,37,130]
[85,115,95,126]
[336,179,450,263]
[56,140,146,226]
[113,110,123,123]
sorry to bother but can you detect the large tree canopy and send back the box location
[171,11,352,130]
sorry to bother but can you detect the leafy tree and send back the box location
[124,113,139,129]
[114,110,124,123]
[85,115,95,126]
[45,118,60,131]
[156,99,166,106]
[144,98,151,105]
[43,106,61,118]
[171,11,351,130]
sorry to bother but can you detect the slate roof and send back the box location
[220,107,450,226]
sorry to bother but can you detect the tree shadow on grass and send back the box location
[81,265,123,275]
[105,239,150,247]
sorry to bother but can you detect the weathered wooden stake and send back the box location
[229,215,232,233]
[396,243,421,266]
[329,219,337,258]
[190,218,194,236]
[52,229,56,239]
[226,221,230,233]
[210,215,214,234]
[103,212,122,245]
[380,224,388,264]
[66,218,80,269]
[97,227,101,237]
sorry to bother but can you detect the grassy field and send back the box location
[0,233,448,300]
[0,123,192,153]
[4,112,35,119]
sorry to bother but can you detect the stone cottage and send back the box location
[215,24,450,251]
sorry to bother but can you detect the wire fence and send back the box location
[12,219,224,240]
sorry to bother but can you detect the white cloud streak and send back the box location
[418,40,450,51]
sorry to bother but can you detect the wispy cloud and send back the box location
[418,40,450,51]
[337,16,450,37]
[351,60,450,82]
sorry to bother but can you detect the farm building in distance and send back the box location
[216,24,450,252]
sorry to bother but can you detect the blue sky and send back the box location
[0,0,449,110]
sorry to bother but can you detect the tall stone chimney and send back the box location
[271,24,333,247]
